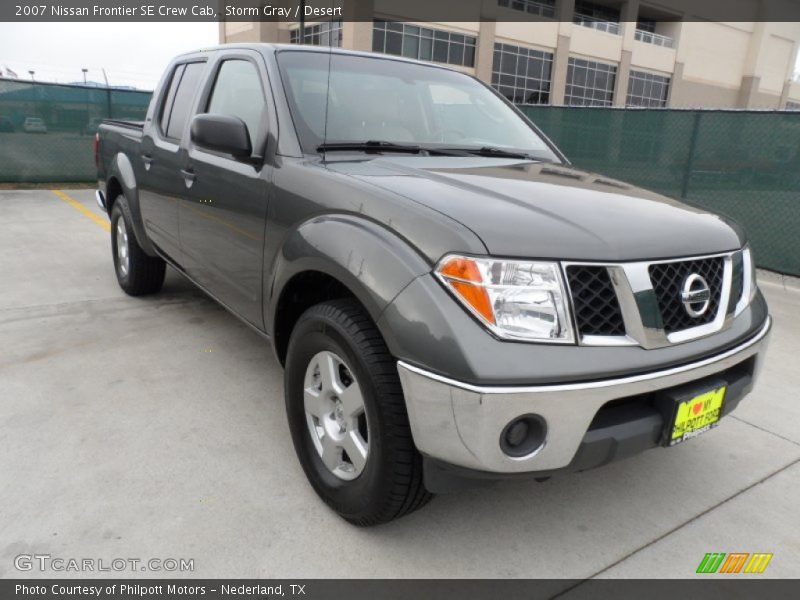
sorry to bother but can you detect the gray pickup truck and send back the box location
[96,44,771,525]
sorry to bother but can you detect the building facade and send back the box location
[220,0,800,109]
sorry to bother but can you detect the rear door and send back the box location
[179,50,274,328]
[138,59,206,263]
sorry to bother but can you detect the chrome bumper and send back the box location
[397,317,771,474]
[95,189,106,211]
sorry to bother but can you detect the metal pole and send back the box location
[299,0,306,43]
[680,111,702,200]
[102,69,112,119]
[82,69,90,136]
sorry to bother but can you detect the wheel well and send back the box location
[274,271,358,366]
[105,176,123,214]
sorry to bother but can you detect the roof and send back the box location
[175,43,456,71]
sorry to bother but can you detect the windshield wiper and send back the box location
[317,141,422,154]
[317,141,549,161]
[442,146,538,160]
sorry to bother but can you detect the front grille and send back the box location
[649,257,724,334]
[566,266,626,336]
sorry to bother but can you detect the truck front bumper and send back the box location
[397,317,771,477]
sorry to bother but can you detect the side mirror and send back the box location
[190,113,251,158]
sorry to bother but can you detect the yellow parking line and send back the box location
[52,189,110,232]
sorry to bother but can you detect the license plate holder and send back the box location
[656,379,727,447]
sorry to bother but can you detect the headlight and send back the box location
[434,254,574,343]
[735,245,758,316]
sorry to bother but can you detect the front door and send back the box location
[179,54,272,328]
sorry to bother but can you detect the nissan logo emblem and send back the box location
[681,273,712,317]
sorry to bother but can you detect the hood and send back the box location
[325,156,744,261]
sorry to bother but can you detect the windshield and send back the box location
[276,50,560,161]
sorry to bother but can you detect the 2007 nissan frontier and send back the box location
[96,45,771,525]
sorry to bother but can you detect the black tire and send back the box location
[285,298,432,525]
[110,196,165,296]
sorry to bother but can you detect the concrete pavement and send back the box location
[1,189,798,580]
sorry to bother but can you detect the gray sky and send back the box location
[0,22,218,89]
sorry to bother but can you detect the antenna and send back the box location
[321,0,334,158]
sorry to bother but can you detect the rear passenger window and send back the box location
[164,62,205,140]
[206,60,265,140]
[159,64,184,134]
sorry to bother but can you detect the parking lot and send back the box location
[1,188,799,580]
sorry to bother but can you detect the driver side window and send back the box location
[206,59,266,142]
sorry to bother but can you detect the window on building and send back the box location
[574,0,621,34]
[289,20,343,47]
[565,57,617,106]
[634,19,675,47]
[491,43,553,105]
[206,60,265,139]
[575,0,620,22]
[626,70,670,107]
[636,19,657,33]
[372,21,477,68]
[497,0,556,19]
[786,101,800,111]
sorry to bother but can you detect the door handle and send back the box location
[180,168,196,187]
[141,154,153,170]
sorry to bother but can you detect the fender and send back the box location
[105,151,158,257]
[266,214,432,338]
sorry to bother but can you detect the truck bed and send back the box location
[102,119,144,131]
[97,120,144,178]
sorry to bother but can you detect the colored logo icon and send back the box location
[696,552,773,574]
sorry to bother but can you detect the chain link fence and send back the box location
[0,79,152,184]
[521,106,800,276]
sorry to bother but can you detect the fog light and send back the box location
[500,415,547,458]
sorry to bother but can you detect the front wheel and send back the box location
[284,299,432,525]
[110,197,165,296]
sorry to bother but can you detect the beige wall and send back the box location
[786,80,800,103]
[630,39,676,74]
[669,68,741,108]
[760,34,795,94]
[569,25,623,63]
[494,21,559,49]
[224,21,254,37]
[223,22,289,44]
[678,22,751,90]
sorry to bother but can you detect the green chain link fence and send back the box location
[0,79,152,184]
[520,106,800,276]
[1,81,798,275]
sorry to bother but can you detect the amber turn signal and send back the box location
[437,257,495,325]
